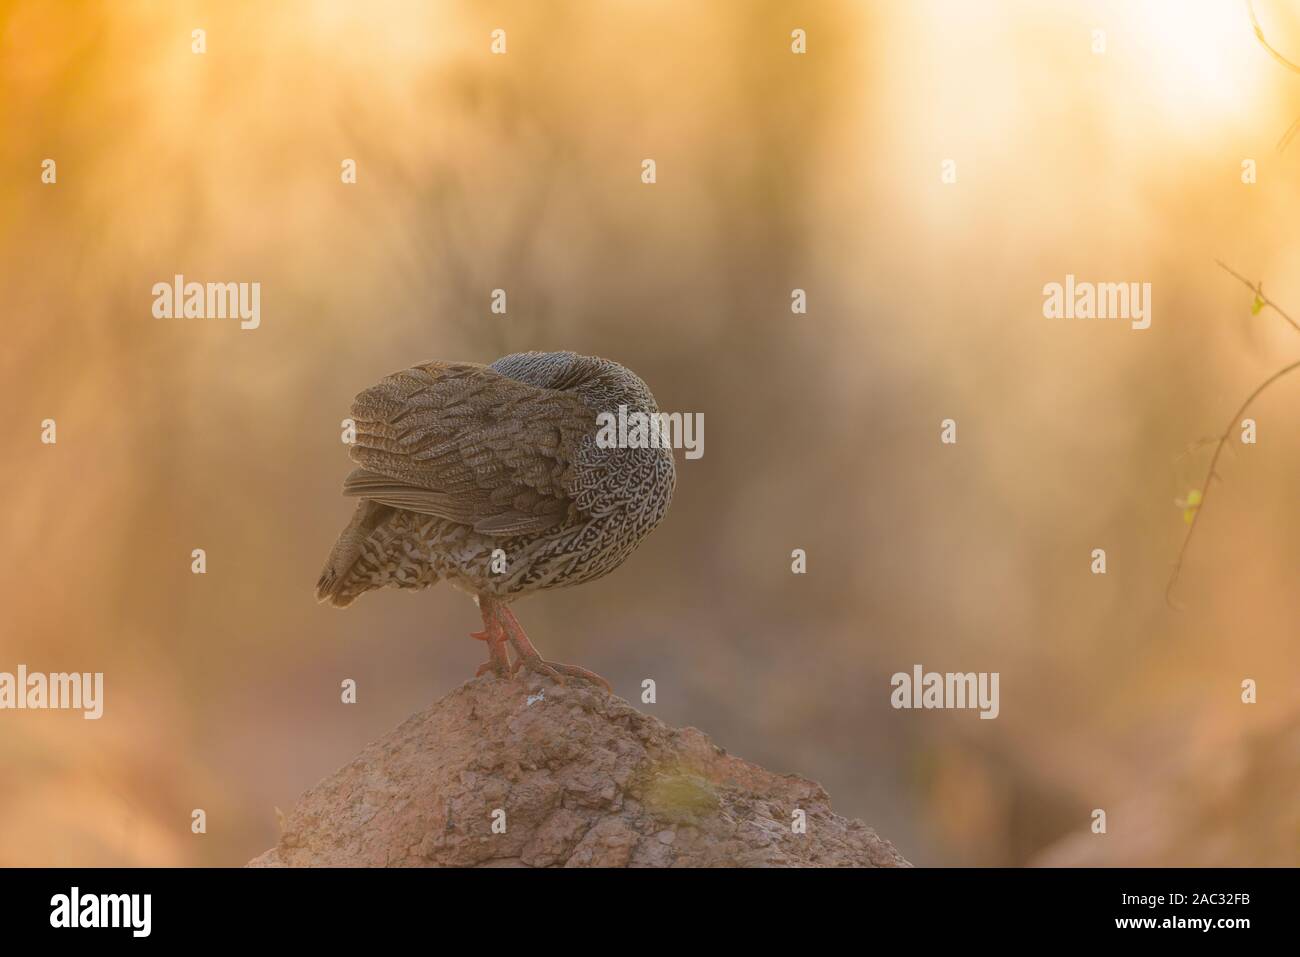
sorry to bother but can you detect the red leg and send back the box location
[471,598,511,677]
[493,601,612,693]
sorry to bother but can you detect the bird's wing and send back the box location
[341,361,596,536]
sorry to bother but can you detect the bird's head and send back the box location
[489,351,659,414]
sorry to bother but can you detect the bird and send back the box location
[315,351,676,692]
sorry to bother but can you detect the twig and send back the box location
[1166,358,1300,606]
[1213,259,1300,334]
[1247,0,1300,75]
[1166,260,1300,606]
[1246,1,1300,152]
[1276,112,1300,152]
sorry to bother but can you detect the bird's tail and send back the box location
[316,500,395,607]
[314,561,352,607]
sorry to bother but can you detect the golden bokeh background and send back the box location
[1,0,1297,866]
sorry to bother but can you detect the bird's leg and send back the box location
[471,598,511,677]
[494,602,613,694]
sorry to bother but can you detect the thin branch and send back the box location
[1166,358,1300,606]
[1248,0,1300,75]
[1166,261,1300,605]
[1214,259,1300,334]
[1245,1,1300,152]
[1180,5,1300,599]
[1277,112,1300,152]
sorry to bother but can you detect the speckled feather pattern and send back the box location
[316,352,675,607]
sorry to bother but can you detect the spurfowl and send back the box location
[316,351,676,692]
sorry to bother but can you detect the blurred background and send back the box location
[1,0,1297,867]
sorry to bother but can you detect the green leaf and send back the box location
[1251,295,1265,315]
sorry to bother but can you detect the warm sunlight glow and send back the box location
[1127,0,1267,115]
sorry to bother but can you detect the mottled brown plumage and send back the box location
[316,351,676,690]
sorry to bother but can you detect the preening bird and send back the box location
[316,351,676,692]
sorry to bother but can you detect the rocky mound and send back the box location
[250,674,909,867]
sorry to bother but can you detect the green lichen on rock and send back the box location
[644,766,721,824]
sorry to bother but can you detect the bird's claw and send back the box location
[512,655,612,693]
[471,628,511,677]
[476,598,611,693]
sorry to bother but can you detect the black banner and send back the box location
[0,866,1291,944]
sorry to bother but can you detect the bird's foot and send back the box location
[470,627,511,678]
[510,655,612,693]
[479,596,613,693]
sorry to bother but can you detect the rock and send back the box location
[249,674,909,868]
